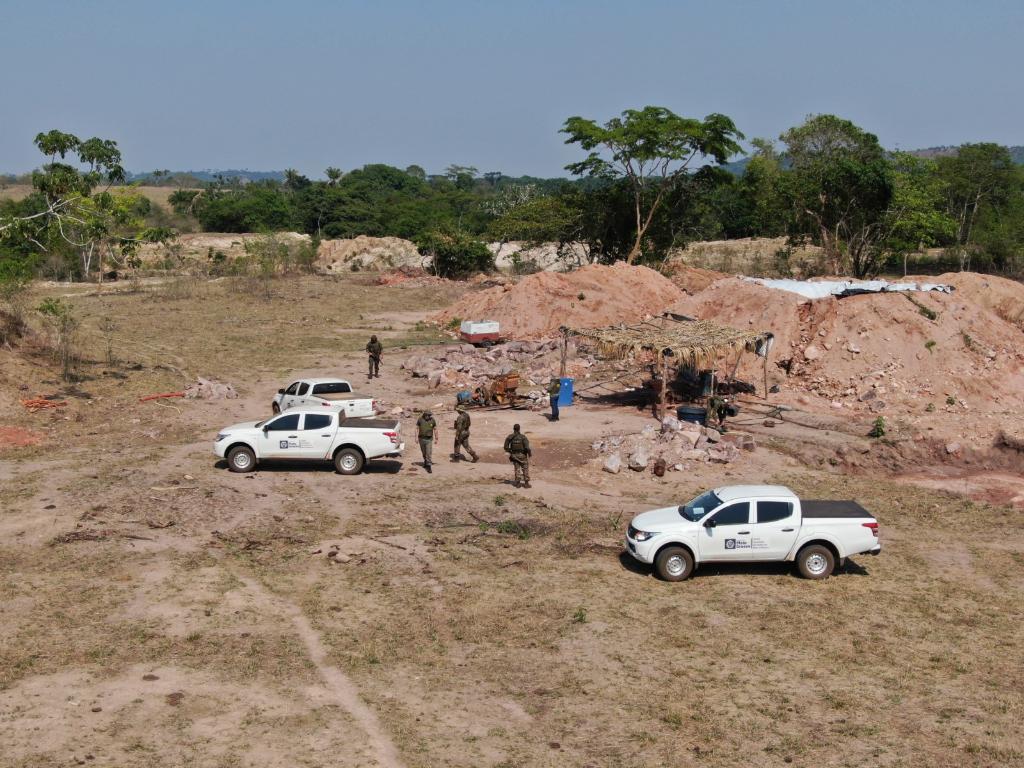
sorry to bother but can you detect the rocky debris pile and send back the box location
[488,241,590,273]
[401,340,594,391]
[316,236,425,273]
[432,262,683,339]
[593,417,756,474]
[184,377,238,400]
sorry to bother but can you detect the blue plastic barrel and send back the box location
[557,377,574,407]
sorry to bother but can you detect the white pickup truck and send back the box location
[272,378,378,418]
[214,410,403,475]
[626,485,880,581]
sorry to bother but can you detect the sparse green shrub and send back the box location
[868,416,886,439]
[572,607,588,624]
[37,297,78,381]
[946,396,956,406]
[925,340,936,352]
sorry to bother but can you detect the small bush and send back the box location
[924,340,936,352]
[868,416,886,439]
[572,607,588,624]
[37,297,78,381]
[946,395,956,406]
[417,231,494,278]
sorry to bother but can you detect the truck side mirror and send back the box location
[278,388,285,394]
[703,518,717,529]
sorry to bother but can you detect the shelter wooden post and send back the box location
[659,350,670,420]
[559,327,568,379]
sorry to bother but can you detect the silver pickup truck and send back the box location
[272,378,378,418]
[626,485,881,581]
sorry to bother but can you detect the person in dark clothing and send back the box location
[366,335,383,378]
[547,377,561,421]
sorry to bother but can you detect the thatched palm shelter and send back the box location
[565,313,774,415]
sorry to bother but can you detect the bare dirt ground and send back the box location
[1,275,1022,767]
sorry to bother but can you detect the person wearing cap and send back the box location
[452,404,478,462]
[503,423,531,488]
[366,335,383,378]
[416,409,439,472]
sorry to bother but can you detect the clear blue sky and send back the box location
[1,0,1021,177]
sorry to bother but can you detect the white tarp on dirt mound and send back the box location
[744,277,954,300]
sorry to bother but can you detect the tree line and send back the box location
[3,111,1023,282]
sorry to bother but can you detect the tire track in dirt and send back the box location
[236,574,406,768]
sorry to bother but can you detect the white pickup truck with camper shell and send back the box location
[214,410,403,475]
[272,378,378,418]
[626,485,880,581]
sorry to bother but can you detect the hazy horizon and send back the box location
[1,0,1021,178]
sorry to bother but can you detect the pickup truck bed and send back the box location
[802,500,872,518]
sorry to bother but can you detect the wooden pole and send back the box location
[763,353,769,400]
[559,329,568,379]
[659,352,669,420]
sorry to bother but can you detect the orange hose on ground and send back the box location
[138,392,185,402]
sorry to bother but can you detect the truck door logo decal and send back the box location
[725,538,736,549]
[279,440,289,449]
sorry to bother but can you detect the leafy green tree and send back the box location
[561,106,743,263]
[325,167,343,186]
[405,164,427,181]
[937,143,1017,270]
[780,114,893,276]
[883,153,957,275]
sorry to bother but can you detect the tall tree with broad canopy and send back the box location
[781,114,894,276]
[561,106,743,263]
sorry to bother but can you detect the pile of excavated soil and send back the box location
[433,263,683,339]
[930,272,1024,330]
[662,263,730,295]
[670,274,1024,436]
[316,236,425,273]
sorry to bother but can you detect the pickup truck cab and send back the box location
[214,410,403,475]
[272,378,377,418]
[626,485,880,581]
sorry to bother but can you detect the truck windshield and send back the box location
[679,491,722,521]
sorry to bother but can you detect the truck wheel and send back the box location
[227,446,256,473]
[654,546,694,582]
[334,448,364,475]
[797,544,835,580]
[271,402,281,414]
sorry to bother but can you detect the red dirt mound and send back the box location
[0,426,44,449]
[931,272,1024,330]
[433,263,683,339]
[663,263,729,295]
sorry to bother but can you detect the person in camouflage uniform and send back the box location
[503,423,531,488]
[416,410,438,473]
[452,404,478,462]
[705,394,730,431]
[366,335,383,378]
